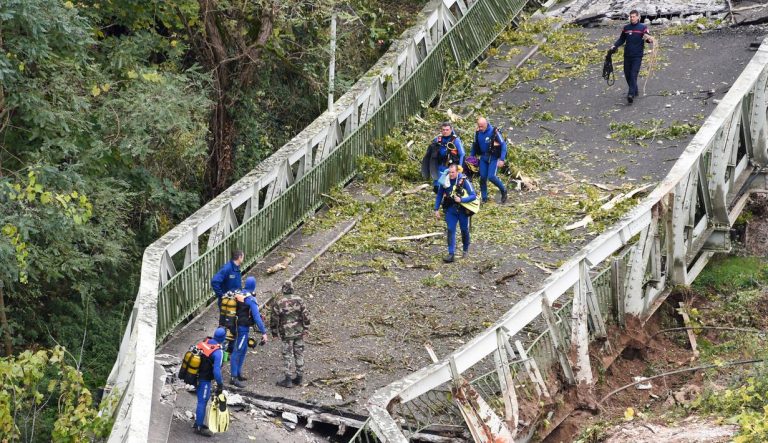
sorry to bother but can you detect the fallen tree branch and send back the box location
[309,373,366,387]
[652,326,767,337]
[402,183,430,195]
[266,253,296,274]
[598,358,767,405]
[387,232,442,242]
[321,193,343,204]
[600,183,654,211]
[495,268,524,285]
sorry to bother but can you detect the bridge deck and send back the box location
[163,22,762,441]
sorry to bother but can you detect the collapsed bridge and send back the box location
[100,0,768,441]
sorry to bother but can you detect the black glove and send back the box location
[215,383,223,395]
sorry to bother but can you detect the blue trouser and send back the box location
[195,380,212,427]
[231,325,250,378]
[444,205,470,255]
[624,56,642,97]
[479,156,506,201]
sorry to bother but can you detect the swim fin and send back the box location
[207,393,230,433]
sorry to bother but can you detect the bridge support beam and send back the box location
[541,298,576,385]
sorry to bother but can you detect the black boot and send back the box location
[237,375,248,381]
[193,424,213,437]
[230,377,245,388]
[443,254,455,263]
[277,375,293,388]
[500,189,508,204]
[292,374,303,386]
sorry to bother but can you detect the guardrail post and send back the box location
[667,185,689,285]
[495,329,519,432]
[611,258,625,327]
[541,298,576,385]
[580,261,606,338]
[160,251,177,286]
[624,209,658,316]
[514,340,550,398]
[571,262,593,384]
[183,227,199,267]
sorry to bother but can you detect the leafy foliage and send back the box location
[0,346,113,442]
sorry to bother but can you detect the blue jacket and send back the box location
[471,124,507,160]
[208,337,224,385]
[433,132,465,168]
[613,22,650,58]
[243,295,267,335]
[211,260,242,299]
[435,174,477,211]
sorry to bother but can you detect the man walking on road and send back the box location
[271,280,310,388]
[610,10,654,104]
[470,117,507,203]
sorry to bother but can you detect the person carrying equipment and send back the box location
[211,250,244,308]
[609,9,654,104]
[434,163,477,263]
[470,117,508,203]
[190,327,225,437]
[271,280,310,388]
[229,276,268,388]
[422,122,465,193]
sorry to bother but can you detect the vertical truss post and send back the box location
[541,298,576,385]
[571,263,593,385]
[580,261,607,338]
[495,329,519,433]
[669,181,691,285]
[514,340,549,398]
[611,258,625,327]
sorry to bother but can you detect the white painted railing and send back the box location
[365,39,768,442]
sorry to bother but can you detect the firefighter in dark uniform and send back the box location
[610,10,655,104]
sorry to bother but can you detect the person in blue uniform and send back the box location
[470,117,507,203]
[193,327,225,437]
[423,122,465,193]
[610,10,655,104]
[229,276,268,388]
[211,250,244,307]
[434,164,477,263]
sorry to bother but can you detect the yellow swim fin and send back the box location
[207,393,230,433]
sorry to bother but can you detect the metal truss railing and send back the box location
[102,0,534,440]
[365,40,768,442]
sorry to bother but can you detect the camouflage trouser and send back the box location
[281,337,304,377]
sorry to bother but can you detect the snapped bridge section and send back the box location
[361,38,768,443]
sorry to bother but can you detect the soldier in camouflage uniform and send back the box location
[270,280,310,388]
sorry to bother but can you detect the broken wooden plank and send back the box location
[402,183,430,195]
[678,302,700,358]
[387,232,442,242]
[564,215,593,231]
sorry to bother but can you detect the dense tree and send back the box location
[0,0,425,437]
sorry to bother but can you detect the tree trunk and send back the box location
[196,0,275,198]
[204,98,236,198]
[0,283,13,356]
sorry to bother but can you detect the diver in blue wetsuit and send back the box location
[229,276,268,388]
[434,164,477,263]
[193,327,225,437]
